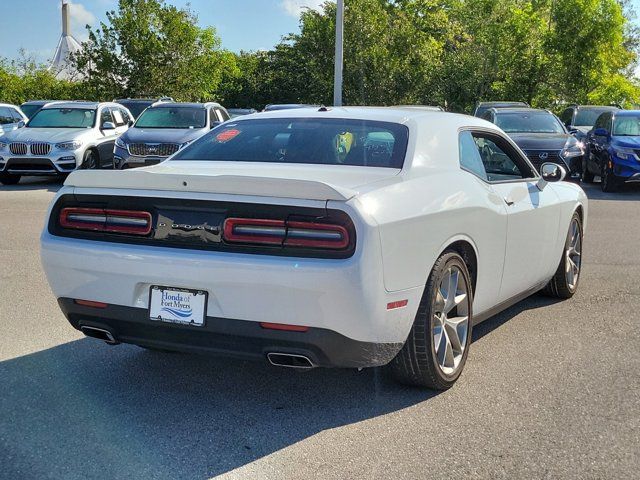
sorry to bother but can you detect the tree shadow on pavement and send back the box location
[0,339,437,479]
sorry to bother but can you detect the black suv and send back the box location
[558,104,620,142]
[473,101,529,118]
[482,107,584,174]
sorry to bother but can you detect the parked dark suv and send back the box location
[113,102,230,169]
[482,107,584,174]
[558,105,620,143]
[113,97,174,119]
[473,101,529,118]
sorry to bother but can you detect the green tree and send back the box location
[73,0,236,101]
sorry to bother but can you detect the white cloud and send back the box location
[63,1,97,40]
[280,0,326,17]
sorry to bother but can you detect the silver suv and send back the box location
[0,101,132,185]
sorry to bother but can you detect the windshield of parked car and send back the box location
[575,108,617,127]
[613,115,640,136]
[135,107,206,129]
[117,101,152,118]
[20,104,42,119]
[27,108,96,128]
[172,118,409,168]
[495,112,565,134]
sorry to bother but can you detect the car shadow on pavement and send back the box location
[580,181,640,201]
[0,176,63,192]
[0,338,437,479]
[472,293,561,343]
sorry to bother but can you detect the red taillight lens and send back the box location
[223,218,349,250]
[74,299,108,309]
[60,207,152,236]
[260,322,309,332]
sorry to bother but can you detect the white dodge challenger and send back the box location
[40,107,587,389]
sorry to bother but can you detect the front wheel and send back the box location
[601,166,620,192]
[82,149,99,169]
[543,212,583,299]
[0,173,21,185]
[388,251,473,389]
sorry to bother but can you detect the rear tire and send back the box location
[0,173,21,185]
[388,251,473,389]
[543,212,583,299]
[601,167,620,192]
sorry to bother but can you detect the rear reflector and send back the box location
[260,322,309,332]
[60,207,152,235]
[387,299,408,310]
[223,218,349,249]
[74,299,108,309]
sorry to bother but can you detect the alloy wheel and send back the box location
[565,218,582,290]
[433,266,470,375]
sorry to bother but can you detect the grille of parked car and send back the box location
[523,149,562,169]
[9,143,28,155]
[128,143,180,157]
[30,143,51,156]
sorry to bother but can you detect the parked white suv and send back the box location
[0,101,132,185]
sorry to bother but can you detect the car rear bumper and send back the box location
[58,298,403,368]
[41,231,422,347]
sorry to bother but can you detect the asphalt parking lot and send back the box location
[1,177,639,480]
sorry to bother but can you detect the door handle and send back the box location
[504,197,515,206]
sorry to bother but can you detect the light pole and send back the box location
[333,0,344,106]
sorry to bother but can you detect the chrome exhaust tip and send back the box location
[80,326,119,345]
[267,352,315,369]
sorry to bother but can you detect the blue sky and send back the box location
[0,0,325,64]
[0,0,639,66]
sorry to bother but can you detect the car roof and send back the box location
[234,106,493,129]
[148,102,221,109]
[477,101,528,107]
[0,103,22,109]
[611,110,640,117]
[21,100,59,106]
[490,107,551,114]
[41,101,123,110]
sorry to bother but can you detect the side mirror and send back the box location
[17,120,25,128]
[593,127,609,137]
[102,121,116,130]
[538,162,566,190]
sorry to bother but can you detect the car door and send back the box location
[96,107,117,167]
[589,112,612,175]
[469,130,562,301]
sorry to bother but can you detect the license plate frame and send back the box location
[148,286,207,327]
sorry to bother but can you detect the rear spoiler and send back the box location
[64,170,356,201]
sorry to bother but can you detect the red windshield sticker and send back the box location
[215,129,241,142]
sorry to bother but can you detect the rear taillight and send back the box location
[60,207,152,236]
[223,217,350,250]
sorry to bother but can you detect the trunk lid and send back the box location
[65,161,401,201]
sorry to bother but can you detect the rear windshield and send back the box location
[575,108,617,127]
[171,118,409,168]
[27,108,96,128]
[135,107,206,129]
[118,101,153,118]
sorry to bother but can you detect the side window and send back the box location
[120,108,132,125]
[459,131,488,180]
[0,107,14,125]
[11,108,23,122]
[217,107,230,122]
[594,113,607,130]
[111,108,126,126]
[481,112,493,123]
[100,107,114,126]
[560,108,573,126]
[605,113,613,132]
[470,132,533,182]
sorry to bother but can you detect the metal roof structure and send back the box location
[49,0,83,81]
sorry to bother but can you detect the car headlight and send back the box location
[612,147,637,161]
[115,138,127,149]
[560,143,584,158]
[55,140,83,150]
